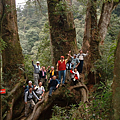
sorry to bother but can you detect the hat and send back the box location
[74,54,77,56]
[61,56,64,59]
[28,81,32,84]
[36,61,40,64]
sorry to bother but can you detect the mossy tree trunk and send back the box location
[82,0,119,84]
[0,0,24,77]
[47,0,77,66]
[112,31,120,120]
[0,0,24,119]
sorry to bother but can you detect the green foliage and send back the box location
[17,1,48,55]
[93,42,115,81]
[88,82,112,119]
[51,82,112,119]
[106,13,120,42]
[0,37,6,52]
[112,4,120,17]
[36,22,52,67]
[55,1,67,14]
[24,54,34,81]
[103,0,119,2]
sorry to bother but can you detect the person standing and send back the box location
[57,54,69,84]
[69,54,80,70]
[23,81,34,93]
[32,60,40,86]
[24,87,40,117]
[39,66,47,87]
[77,50,88,74]
[34,82,45,102]
[48,76,59,96]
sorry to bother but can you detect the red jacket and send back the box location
[70,70,79,80]
[58,60,66,71]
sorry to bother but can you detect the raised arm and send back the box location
[68,51,72,58]
[83,51,89,57]
[32,60,35,67]
[46,66,50,72]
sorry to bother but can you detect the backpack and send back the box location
[34,86,44,94]
[24,85,33,94]
[27,91,34,101]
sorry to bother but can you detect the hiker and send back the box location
[47,66,56,80]
[69,53,80,70]
[24,86,41,117]
[57,54,70,84]
[70,68,79,85]
[66,60,72,81]
[39,66,47,87]
[77,50,88,74]
[48,75,59,96]
[23,81,34,93]
[32,60,40,86]
[34,82,45,102]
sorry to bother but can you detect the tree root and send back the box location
[25,82,89,120]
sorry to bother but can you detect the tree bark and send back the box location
[82,0,119,84]
[0,0,24,77]
[112,31,120,120]
[98,1,119,44]
[47,0,77,67]
[2,79,25,120]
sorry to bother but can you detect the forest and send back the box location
[0,0,120,119]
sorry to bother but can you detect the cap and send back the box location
[28,81,32,84]
[74,54,77,56]
[61,56,64,59]
[36,61,40,64]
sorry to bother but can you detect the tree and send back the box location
[0,1,24,119]
[0,0,24,78]
[82,0,120,84]
[47,0,78,66]
[112,31,120,120]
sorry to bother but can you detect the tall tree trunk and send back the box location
[82,0,100,84]
[47,0,77,66]
[98,1,119,44]
[0,0,24,77]
[82,0,119,84]
[0,0,24,119]
[112,31,120,120]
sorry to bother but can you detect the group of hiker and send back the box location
[24,50,88,116]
